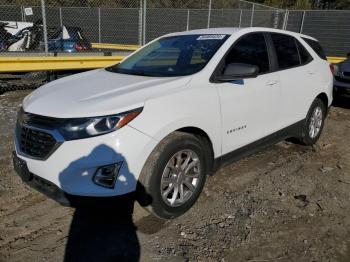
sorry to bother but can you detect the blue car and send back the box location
[332,54,350,98]
[48,26,91,53]
[8,25,91,53]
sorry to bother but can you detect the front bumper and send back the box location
[13,153,136,207]
[334,85,350,96]
[14,125,158,197]
[334,78,350,96]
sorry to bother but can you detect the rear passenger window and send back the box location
[296,40,313,64]
[224,33,270,74]
[271,33,300,70]
[302,37,327,60]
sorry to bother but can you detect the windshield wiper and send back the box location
[106,67,171,77]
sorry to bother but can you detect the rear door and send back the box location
[213,32,282,155]
[269,33,316,127]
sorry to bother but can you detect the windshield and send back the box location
[107,34,229,77]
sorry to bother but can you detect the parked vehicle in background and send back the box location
[48,26,91,53]
[0,21,34,50]
[5,20,91,53]
[0,22,12,50]
[332,53,350,98]
[13,27,333,219]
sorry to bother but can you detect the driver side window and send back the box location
[224,33,270,74]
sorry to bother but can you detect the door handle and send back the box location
[308,71,315,75]
[265,80,278,86]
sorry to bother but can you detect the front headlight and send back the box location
[59,107,143,140]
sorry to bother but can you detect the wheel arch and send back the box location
[176,126,215,175]
[316,92,329,111]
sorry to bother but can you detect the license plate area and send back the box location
[12,152,32,182]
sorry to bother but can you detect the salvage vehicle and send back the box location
[13,27,333,219]
[332,53,350,98]
[47,26,91,53]
[7,21,91,52]
[0,22,14,50]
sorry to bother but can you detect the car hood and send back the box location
[23,69,192,118]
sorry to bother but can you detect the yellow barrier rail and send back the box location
[0,55,346,73]
[0,56,123,73]
[327,56,346,64]
[91,43,140,51]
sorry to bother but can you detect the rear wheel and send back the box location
[299,98,326,145]
[137,132,207,219]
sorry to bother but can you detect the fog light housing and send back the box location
[93,162,122,188]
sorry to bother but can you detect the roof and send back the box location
[169,27,242,36]
[166,27,317,41]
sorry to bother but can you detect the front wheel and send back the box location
[299,98,326,145]
[137,132,207,219]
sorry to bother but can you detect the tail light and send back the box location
[330,63,339,76]
[74,43,86,52]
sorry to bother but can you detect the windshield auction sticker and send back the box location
[197,35,227,40]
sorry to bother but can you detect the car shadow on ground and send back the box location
[60,144,156,262]
[64,198,140,262]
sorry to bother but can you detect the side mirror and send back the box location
[215,63,259,82]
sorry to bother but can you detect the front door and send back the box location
[213,33,281,155]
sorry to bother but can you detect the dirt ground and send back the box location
[0,90,350,262]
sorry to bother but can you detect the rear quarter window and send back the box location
[302,37,327,60]
[271,33,300,70]
[296,40,313,65]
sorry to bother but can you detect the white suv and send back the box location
[13,27,333,219]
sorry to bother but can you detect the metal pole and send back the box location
[238,9,242,27]
[300,10,306,33]
[40,0,49,55]
[21,6,25,22]
[98,7,101,43]
[186,9,190,31]
[273,10,279,28]
[59,7,63,27]
[143,0,147,45]
[250,3,255,27]
[207,0,212,28]
[283,10,289,30]
[138,0,142,45]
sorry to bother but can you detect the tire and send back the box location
[137,131,208,219]
[299,98,326,145]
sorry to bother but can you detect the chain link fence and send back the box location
[0,0,349,56]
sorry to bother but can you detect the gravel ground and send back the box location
[0,90,350,262]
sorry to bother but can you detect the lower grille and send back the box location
[335,76,350,84]
[18,125,58,160]
[343,71,350,77]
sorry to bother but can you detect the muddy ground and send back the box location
[0,90,350,262]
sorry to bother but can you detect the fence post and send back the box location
[300,10,306,33]
[98,7,101,43]
[250,3,255,27]
[21,6,25,22]
[283,10,289,30]
[138,0,143,45]
[186,9,190,31]
[59,7,63,27]
[143,0,147,45]
[238,9,242,27]
[207,0,212,28]
[273,10,279,28]
[40,0,49,55]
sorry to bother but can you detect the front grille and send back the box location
[17,125,58,160]
[343,71,350,77]
[18,108,66,129]
[335,76,350,84]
